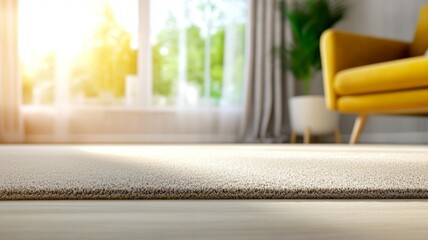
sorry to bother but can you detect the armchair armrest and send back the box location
[320,30,410,110]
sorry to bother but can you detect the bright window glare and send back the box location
[19,0,248,108]
[19,0,139,105]
[20,0,138,63]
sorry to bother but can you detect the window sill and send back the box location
[22,105,243,114]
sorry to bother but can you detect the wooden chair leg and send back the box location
[290,130,297,144]
[304,128,311,144]
[350,114,368,144]
[334,127,342,144]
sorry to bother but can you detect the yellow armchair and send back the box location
[321,5,428,144]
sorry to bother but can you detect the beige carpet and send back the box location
[1,145,428,200]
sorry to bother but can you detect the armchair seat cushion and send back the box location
[338,88,428,114]
[334,56,428,96]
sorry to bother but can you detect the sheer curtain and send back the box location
[241,0,289,143]
[0,0,23,142]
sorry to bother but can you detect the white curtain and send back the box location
[240,0,289,143]
[0,0,23,142]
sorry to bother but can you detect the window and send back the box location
[19,0,248,108]
[20,0,139,106]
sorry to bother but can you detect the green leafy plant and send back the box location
[277,0,346,95]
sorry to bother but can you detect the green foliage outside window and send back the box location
[22,0,246,106]
[70,2,137,99]
[152,13,246,105]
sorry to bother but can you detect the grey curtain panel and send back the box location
[241,0,289,143]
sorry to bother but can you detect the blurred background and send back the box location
[0,0,426,144]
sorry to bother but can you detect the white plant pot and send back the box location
[289,96,339,135]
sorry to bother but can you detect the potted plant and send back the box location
[277,0,346,142]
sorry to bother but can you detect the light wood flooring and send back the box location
[1,200,428,240]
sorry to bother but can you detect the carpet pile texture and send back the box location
[1,145,428,200]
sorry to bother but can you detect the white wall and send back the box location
[23,108,242,143]
[334,0,428,144]
[337,0,425,41]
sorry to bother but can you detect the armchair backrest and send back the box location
[411,5,428,56]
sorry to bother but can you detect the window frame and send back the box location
[21,0,248,111]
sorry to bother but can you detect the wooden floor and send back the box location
[1,200,428,240]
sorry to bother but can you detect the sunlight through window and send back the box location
[19,0,247,108]
[20,0,138,106]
